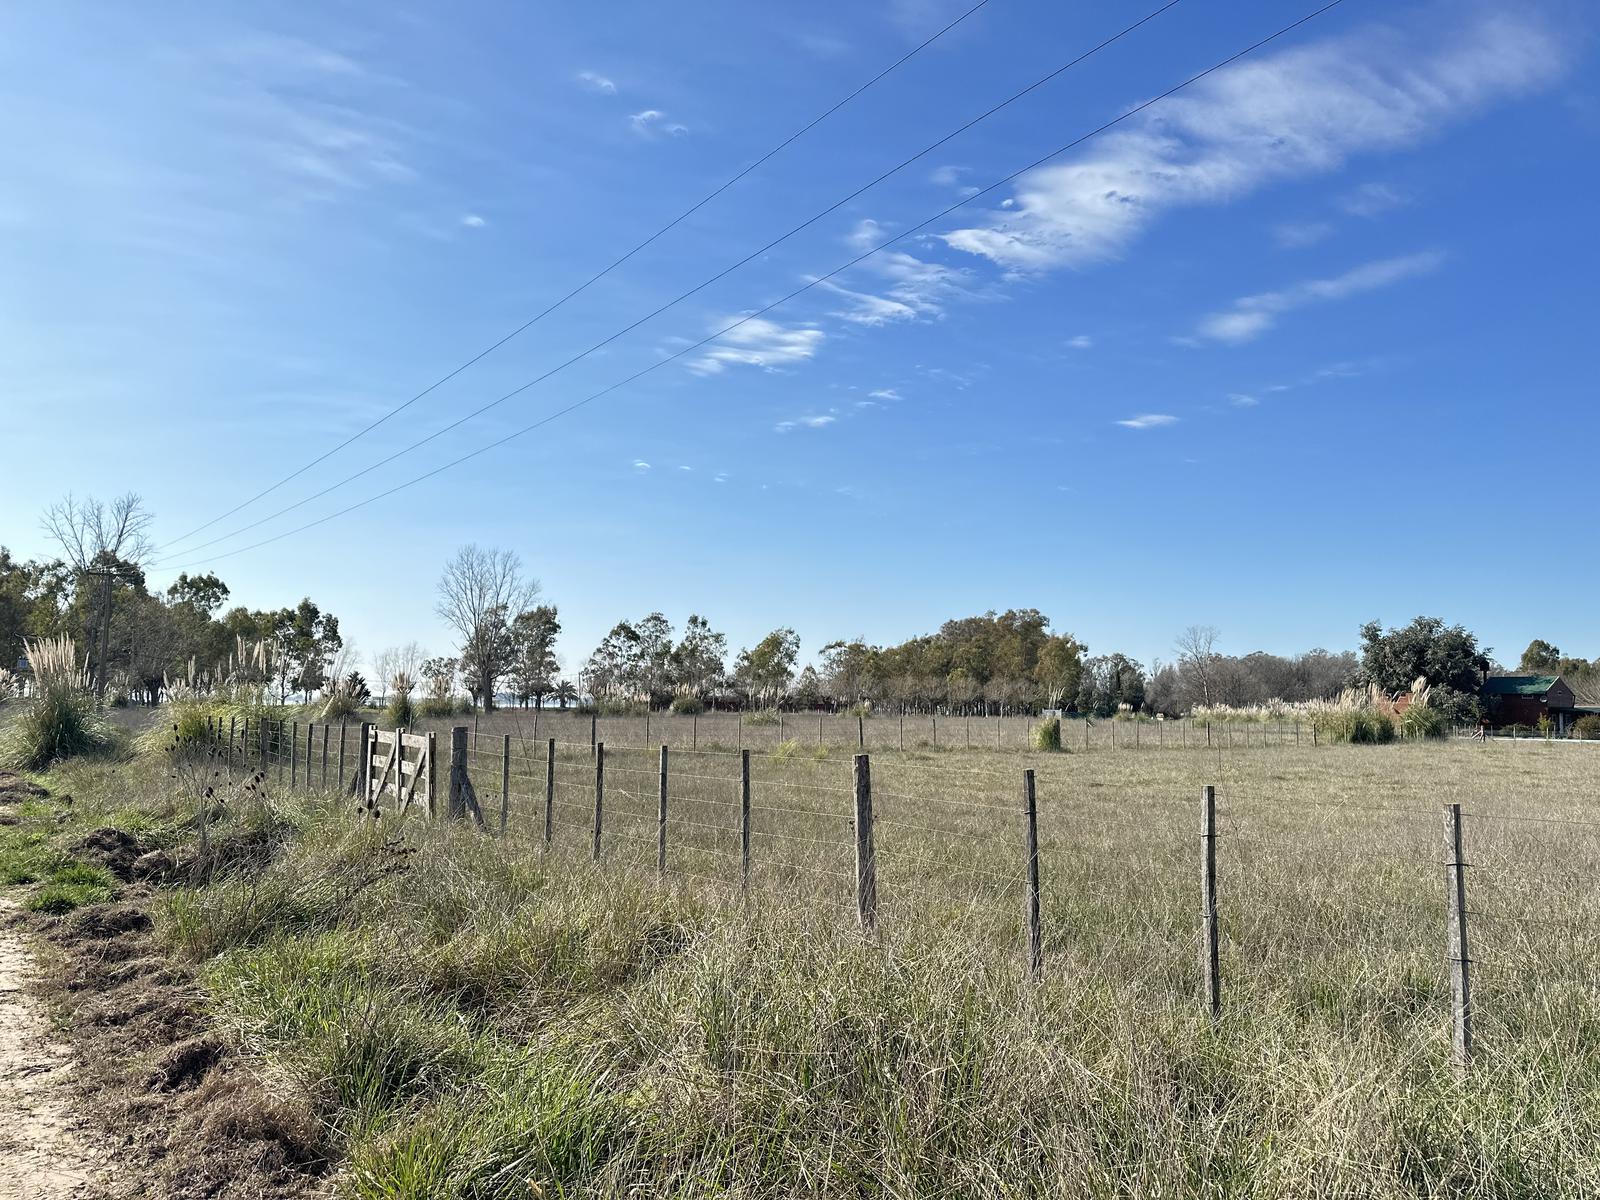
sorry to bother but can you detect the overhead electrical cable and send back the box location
[159,0,1347,574]
[153,0,996,554]
[150,0,1190,566]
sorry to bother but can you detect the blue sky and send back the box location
[2,1,1596,677]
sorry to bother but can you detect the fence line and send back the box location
[192,714,1592,1073]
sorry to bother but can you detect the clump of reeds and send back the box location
[383,671,417,729]
[0,635,115,770]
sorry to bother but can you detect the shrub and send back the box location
[1571,714,1600,740]
[669,695,704,715]
[1031,717,1062,751]
[383,693,417,729]
[417,697,456,719]
[771,738,801,761]
[1400,704,1449,740]
[745,710,779,727]
[0,636,114,771]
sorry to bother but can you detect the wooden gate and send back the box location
[364,728,435,817]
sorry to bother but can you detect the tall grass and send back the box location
[0,635,114,770]
[36,738,1600,1197]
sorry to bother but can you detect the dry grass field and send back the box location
[18,731,1600,1196]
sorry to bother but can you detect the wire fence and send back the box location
[398,708,1344,755]
[204,712,1600,1074]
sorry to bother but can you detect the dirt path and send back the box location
[0,899,107,1200]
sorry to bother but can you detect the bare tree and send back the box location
[436,546,540,711]
[1175,625,1221,709]
[370,647,398,705]
[40,492,154,572]
[41,492,155,693]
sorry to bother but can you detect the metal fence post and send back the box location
[1201,785,1221,1024]
[593,742,605,861]
[853,753,877,933]
[1024,767,1042,981]
[1446,803,1474,1073]
[657,745,670,875]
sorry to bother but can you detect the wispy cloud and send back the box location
[630,109,688,137]
[930,164,968,187]
[578,70,617,95]
[1116,413,1178,430]
[823,218,971,326]
[689,316,825,375]
[868,387,902,400]
[775,414,837,434]
[1228,392,1259,407]
[460,213,486,228]
[1340,180,1412,217]
[1067,334,1093,349]
[632,459,651,471]
[1273,220,1333,248]
[940,13,1563,272]
[1193,250,1444,344]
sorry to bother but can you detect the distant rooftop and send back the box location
[1482,675,1559,696]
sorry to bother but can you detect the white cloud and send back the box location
[940,13,1563,272]
[689,316,825,375]
[631,109,688,137]
[1228,392,1258,407]
[1339,181,1411,217]
[930,164,968,187]
[823,221,970,326]
[677,465,693,471]
[632,459,651,470]
[1067,335,1093,349]
[1273,220,1333,248]
[1116,413,1178,429]
[868,387,901,400]
[775,414,837,433]
[1193,250,1444,344]
[460,213,486,228]
[578,70,617,95]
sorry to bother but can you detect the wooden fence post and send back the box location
[291,721,299,788]
[740,749,752,893]
[1445,803,1474,1073]
[693,712,698,750]
[259,719,268,774]
[500,733,511,836]
[427,731,440,819]
[338,721,347,792]
[544,738,555,846]
[1201,785,1221,1024]
[931,714,937,749]
[1023,767,1042,981]
[590,712,597,757]
[352,721,372,796]
[858,714,865,749]
[853,753,877,933]
[1084,719,1090,750]
[592,742,605,861]
[898,712,904,752]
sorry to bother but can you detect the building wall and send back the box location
[1490,695,1548,727]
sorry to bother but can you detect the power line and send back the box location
[153,0,995,555]
[150,0,1190,567]
[159,0,1348,574]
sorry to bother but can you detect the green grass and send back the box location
[26,737,1600,1196]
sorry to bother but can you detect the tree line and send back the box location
[8,495,1583,722]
